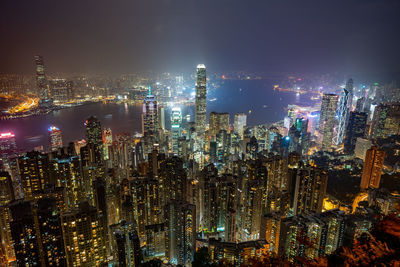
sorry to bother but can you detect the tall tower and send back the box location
[85,116,103,162]
[48,125,63,152]
[170,107,182,155]
[34,55,50,102]
[360,146,385,190]
[195,64,207,138]
[319,94,338,150]
[142,85,159,154]
[335,79,353,145]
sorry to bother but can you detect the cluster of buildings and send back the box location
[0,64,399,267]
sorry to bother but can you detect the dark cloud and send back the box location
[1,0,399,76]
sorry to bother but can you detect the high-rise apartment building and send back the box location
[360,146,385,190]
[61,202,107,266]
[165,200,196,266]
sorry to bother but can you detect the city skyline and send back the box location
[0,1,400,266]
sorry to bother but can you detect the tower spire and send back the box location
[148,83,152,96]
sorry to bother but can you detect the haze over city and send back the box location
[1,0,400,77]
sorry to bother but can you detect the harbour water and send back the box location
[0,79,318,151]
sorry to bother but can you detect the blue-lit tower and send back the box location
[334,79,353,145]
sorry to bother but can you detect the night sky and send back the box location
[1,0,399,76]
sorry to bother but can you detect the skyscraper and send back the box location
[49,78,71,103]
[61,202,107,266]
[319,94,338,150]
[290,165,328,215]
[370,102,400,139]
[0,132,17,166]
[195,64,207,138]
[142,85,159,154]
[343,112,367,154]
[17,151,49,200]
[335,79,353,145]
[0,171,14,264]
[234,113,247,140]
[360,146,385,190]
[48,125,63,152]
[170,107,182,155]
[165,200,196,266]
[85,116,103,162]
[34,55,49,101]
[209,112,229,138]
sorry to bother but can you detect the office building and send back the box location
[343,112,367,154]
[360,146,385,190]
[370,102,400,139]
[209,112,230,138]
[34,55,49,101]
[195,64,207,138]
[142,85,159,154]
[85,116,103,162]
[48,125,63,152]
[170,107,182,155]
[319,94,338,150]
[335,79,353,145]
[0,132,17,166]
[49,78,72,103]
[234,113,247,140]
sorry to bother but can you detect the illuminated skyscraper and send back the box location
[9,200,40,266]
[195,64,207,138]
[49,78,72,103]
[0,132,17,166]
[48,125,63,152]
[370,102,400,139]
[319,94,338,150]
[111,222,142,267]
[335,79,353,145]
[234,113,247,139]
[85,116,103,162]
[343,112,367,154]
[170,107,182,155]
[34,55,49,101]
[209,112,229,138]
[165,200,196,266]
[290,165,328,215]
[142,85,159,154]
[17,151,49,200]
[102,128,113,160]
[61,202,107,266]
[0,171,14,264]
[360,146,385,190]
